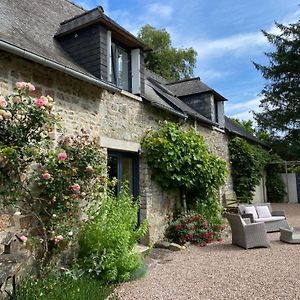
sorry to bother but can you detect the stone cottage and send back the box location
[0,0,235,243]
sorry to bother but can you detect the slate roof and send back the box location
[0,0,90,74]
[0,0,146,80]
[167,78,227,101]
[225,116,268,147]
[143,69,216,126]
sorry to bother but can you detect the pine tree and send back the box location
[254,21,300,159]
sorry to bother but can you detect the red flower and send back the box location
[187,233,193,240]
[202,223,208,229]
[175,225,182,231]
[217,237,223,242]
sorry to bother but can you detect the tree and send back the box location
[138,25,197,81]
[230,118,256,135]
[254,20,300,160]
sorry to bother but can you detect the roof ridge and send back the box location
[64,0,86,12]
[145,68,169,83]
[166,77,200,85]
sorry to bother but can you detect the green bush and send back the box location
[166,212,225,246]
[78,186,148,283]
[141,121,228,201]
[266,167,286,203]
[229,137,269,202]
[11,274,113,300]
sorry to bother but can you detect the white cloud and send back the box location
[147,3,173,19]
[226,97,261,113]
[225,97,262,121]
[199,68,231,81]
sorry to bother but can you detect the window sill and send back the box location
[212,126,225,133]
[121,90,142,102]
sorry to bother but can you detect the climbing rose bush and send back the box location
[33,131,107,244]
[0,84,107,258]
[0,82,57,202]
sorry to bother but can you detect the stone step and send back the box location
[136,244,149,255]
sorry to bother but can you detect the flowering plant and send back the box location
[0,82,56,203]
[0,84,107,262]
[166,212,225,246]
[33,131,106,245]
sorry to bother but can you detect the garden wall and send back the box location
[0,51,234,243]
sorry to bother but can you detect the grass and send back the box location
[12,274,116,300]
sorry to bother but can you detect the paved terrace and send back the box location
[117,204,300,300]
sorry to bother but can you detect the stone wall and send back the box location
[0,51,234,243]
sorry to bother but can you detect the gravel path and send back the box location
[117,203,300,300]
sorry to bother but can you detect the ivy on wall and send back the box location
[228,136,287,203]
[228,137,269,202]
[141,121,228,216]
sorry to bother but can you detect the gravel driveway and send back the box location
[117,203,300,300]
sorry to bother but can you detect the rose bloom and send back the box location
[85,165,94,173]
[54,235,64,243]
[71,184,80,191]
[12,96,21,104]
[20,235,27,243]
[3,111,12,119]
[57,152,67,161]
[0,96,7,108]
[35,96,48,108]
[28,83,35,92]
[15,82,26,90]
[42,172,51,180]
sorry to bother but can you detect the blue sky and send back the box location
[74,0,299,121]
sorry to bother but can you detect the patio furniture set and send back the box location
[225,203,300,249]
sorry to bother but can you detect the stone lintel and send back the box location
[99,136,140,152]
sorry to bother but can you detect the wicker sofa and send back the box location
[238,203,289,233]
[225,213,270,249]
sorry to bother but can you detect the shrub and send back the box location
[166,212,225,246]
[228,137,269,202]
[12,274,113,300]
[141,121,228,205]
[266,166,286,203]
[78,186,148,283]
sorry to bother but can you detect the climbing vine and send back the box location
[141,121,228,218]
[228,137,285,203]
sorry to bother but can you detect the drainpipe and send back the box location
[0,40,120,93]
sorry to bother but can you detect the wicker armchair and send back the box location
[225,213,271,249]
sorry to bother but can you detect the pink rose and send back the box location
[58,152,67,161]
[15,82,26,90]
[35,96,48,108]
[20,235,27,243]
[12,96,21,104]
[71,184,80,191]
[42,172,51,180]
[28,83,36,92]
[0,97,7,108]
[85,165,94,173]
[54,235,64,244]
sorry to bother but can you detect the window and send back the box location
[107,150,139,200]
[214,100,219,123]
[111,41,131,91]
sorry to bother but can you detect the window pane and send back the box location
[108,155,118,195]
[122,157,133,195]
[117,47,129,91]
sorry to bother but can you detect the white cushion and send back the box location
[256,205,272,218]
[254,216,285,222]
[244,206,258,219]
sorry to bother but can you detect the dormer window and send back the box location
[111,41,131,91]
